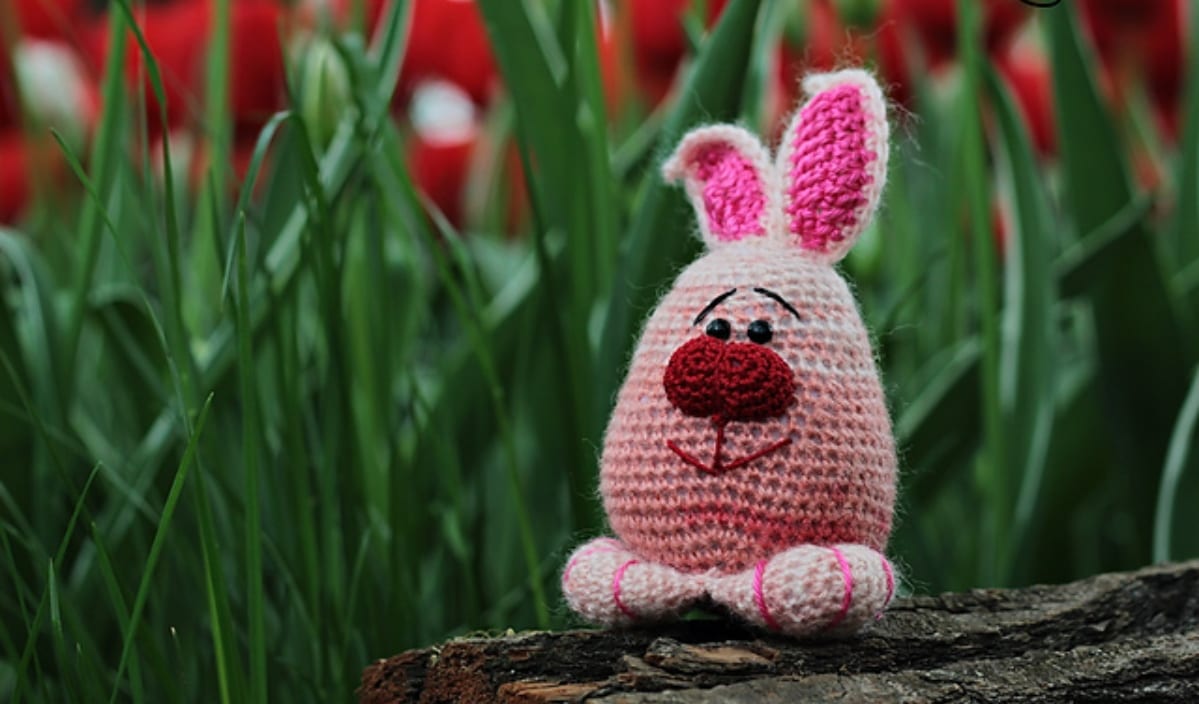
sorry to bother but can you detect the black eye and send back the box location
[705,318,731,340]
[747,319,772,344]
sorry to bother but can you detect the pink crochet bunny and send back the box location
[562,69,898,637]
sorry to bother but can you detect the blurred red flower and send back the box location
[10,0,94,45]
[398,0,497,107]
[623,0,728,105]
[85,0,290,137]
[405,80,480,227]
[774,0,1030,116]
[1079,0,1184,141]
[408,136,474,227]
[889,0,1029,70]
[628,0,727,64]
[0,42,16,131]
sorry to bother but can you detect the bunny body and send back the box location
[563,70,898,637]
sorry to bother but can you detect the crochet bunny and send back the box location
[562,70,897,637]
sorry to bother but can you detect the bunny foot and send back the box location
[707,544,896,638]
[561,538,704,626]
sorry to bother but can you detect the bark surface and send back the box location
[359,560,1199,703]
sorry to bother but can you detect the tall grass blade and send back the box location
[1153,366,1199,563]
[88,520,145,703]
[107,395,214,704]
[190,453,240,704]
[234,214,268,703]
[203,0,232,207]
[6,461,99,703]
[984,65,1057,582]
[0,231,64,433]
[63,9,129,386]
[111,0,197,408]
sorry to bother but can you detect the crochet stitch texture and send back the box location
[563,69,897,638]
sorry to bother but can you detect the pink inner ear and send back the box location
[786,85,876,252]
[694,144,766,242]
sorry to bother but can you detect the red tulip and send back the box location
[10,0,94,45]
[1079,0,1183,141]
[887,0,1030,71]
[85,0,289,137]
[0,41,17,130]
[628,0,726,65]
[228,2,291,136]
[409,136,474,228]
[1079,0,1173,63]
[398,0,497,107]
[406,80,480,227]
[624,0,728,105]
[630,58,676,108]
[1137,2,1183,142]
[872,6,911,105]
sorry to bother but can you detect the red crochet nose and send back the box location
[663,335,796,422]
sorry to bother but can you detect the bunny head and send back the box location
[599,70,897,575]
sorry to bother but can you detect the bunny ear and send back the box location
[776,69,889,263]
[663,125,777,248]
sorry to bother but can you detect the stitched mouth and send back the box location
[666,416,791,475]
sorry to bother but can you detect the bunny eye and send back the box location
[747,319,773,344]
[705,318,731,340]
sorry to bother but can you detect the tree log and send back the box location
[359,560,1199,703]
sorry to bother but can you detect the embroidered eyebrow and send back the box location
[692,288,737,326]
[753,287,802,320]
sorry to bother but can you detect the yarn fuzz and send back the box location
[562,69,898,638]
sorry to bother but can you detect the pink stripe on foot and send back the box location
[881,555,895,605]
[825,546,854,629]
[752,559,781,631]
[612,559,639,619]
[876,554,895,621]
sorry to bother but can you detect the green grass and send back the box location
[2,1,1199,701]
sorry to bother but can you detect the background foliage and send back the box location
[2,0,1198,701]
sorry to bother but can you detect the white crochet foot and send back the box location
[561,538,704,626]
[707,544,896,638]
